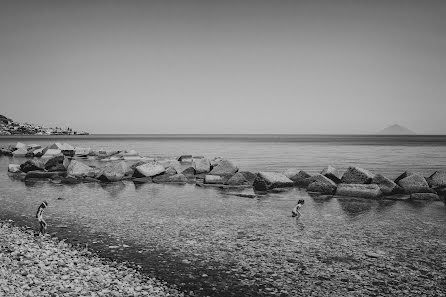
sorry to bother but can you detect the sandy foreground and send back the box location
[0,221,184,297]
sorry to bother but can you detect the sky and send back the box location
[1,0,445,134]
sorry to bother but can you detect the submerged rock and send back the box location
[253,172,294,191]
[153,173,187,184]
[336,184,382,199]
[307,174,337,194]
[341,166,375,184]
[410,193,440,201]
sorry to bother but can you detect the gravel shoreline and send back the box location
[0,221,184,297]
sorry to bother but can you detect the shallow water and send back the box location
[1,136,446,296]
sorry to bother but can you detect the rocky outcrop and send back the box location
[67,160,97,178]
[372,174,400,195]
[225,172,250,186]
[307,174,337,194]
[341,167,375,184]
[209,159,238,176]
[320,165,341,184]
[426,170,446,189]
[135,162,165,177]
[397,174,432,194]
[336,184,382,199]
[253,172,294,191]
[193,158,211,174]
[409,193,440,201]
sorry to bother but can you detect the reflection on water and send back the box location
[337,198,373,218]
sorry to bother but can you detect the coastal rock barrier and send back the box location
[2,142,446,201]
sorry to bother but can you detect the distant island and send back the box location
[0,114,89,136]
[377,124,416,135]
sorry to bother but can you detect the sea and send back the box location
[1,134,445,296]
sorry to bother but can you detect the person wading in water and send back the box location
[292,199,305,218]
[36,201,48,235]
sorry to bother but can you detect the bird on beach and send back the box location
[292,199,305,218]
[36,201,48,235]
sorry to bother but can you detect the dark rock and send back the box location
[289,171,312,187]
[193,158,211,174]
[341,166,375,184]
[307,174,337,194]
[320,165,342,184]
[20,160,44,173]
[397,174,433,194]
[0,148,13,156]
[153,173,187,184]
[225,172,249,186]
[25,171,66,180]
[47,163,67,172]
[253,172,294,191]
[44,155,65,170]
[209,159,238,175]
[133,177,153,184]
[335,184,383,198]
[181,167,196,175]
[409,193,440,201]
[240,171,257,185]
[372,174,400,195]
[61,176,82,184]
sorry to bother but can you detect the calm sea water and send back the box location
[1,135,446,296]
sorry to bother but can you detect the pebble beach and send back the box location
[0,220,184,297]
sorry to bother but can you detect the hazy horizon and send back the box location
[1,0,445,134]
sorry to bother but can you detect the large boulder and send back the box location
[372,174,400,195]
[336,184,382,199]
[153,173,187,184]
[320,165,341,184]
[253,172,294,191]
[159,160,182,173]
[8,164,22,173]
[394,171,414,184]
[204,175,227,184]
[193,158,211,174]
[426,170,446,189]
[20,160,44,173]
[341,166,375,184]
[307,174,337,194]
[288,170,312,187]
[225,172,250,186]
[135,162,165,177]
[209,159,238,175]
[98,161,132,182]
[67,160,97,178]
[410,193,440,201]
[44,155,65,170]
[397,173,432,194]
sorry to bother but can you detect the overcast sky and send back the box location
[1,0,445,134]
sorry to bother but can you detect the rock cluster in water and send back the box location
[2,142,446,201]
[0,221,183,297]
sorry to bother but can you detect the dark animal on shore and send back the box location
[292,199,305,218]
